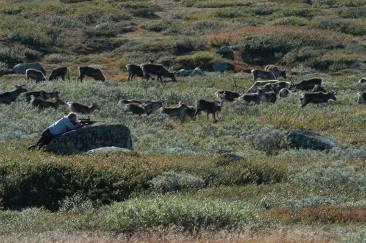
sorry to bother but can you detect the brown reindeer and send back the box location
[77,66,105,82]
[25,90,59,103]
[0,85,27,104]
[195,99,222,122]
[141,64,176,82]
[30,95,66,110]
[161,102,195,121]
[301,91,336,107]
[126,64,144,80]
[26,69,46,83]
[49,67,70,81]
[215,90,240,102]
[67,102,98,114]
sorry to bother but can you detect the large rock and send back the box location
[13,63,46,75]
[212,61,233,73]
[287,130,339,151]
[47,125,133,154]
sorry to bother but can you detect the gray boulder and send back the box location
[47,125,133,154]
[217,46,234,60]
[212,61,233,73]
[287,130,339,151]
[13,63,46,75]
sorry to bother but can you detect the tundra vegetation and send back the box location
[0,0,366,241]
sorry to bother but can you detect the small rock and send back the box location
[87,146,133,155]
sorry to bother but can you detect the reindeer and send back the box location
[141,64,176,82]
[161,102,195,121]
[25,90,59,103]
[49,67,70,81]
[77,66,105,82]
[126,64,144,80]
[30,95,66,110]
[195,99,222,122]
[0,85,27,104]
[67,102,98,114]
[26,69,46,83]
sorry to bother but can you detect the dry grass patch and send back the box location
[207,25,349,47]
[269,207,366,224]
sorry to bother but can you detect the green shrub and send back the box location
[210,8,247,18]
[58,193,94,213]
[290,162,366,192]
[149,171,205,193]
[173,38,207,55]
[285,196,344,209]
[311,17,366,36]
[95,197,261,232]
[184,0,250,8]
[239,36,297,65]
[248,127,288,155]
[271,16,309,26]
[174,51,222,70]
[310,51,365,71]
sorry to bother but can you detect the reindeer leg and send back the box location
[213,112,217,123]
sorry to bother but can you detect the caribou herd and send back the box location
[0,62,366,123]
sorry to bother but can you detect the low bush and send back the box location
[248,127,288,155]
[239,36,297,65]
[290,162,366,192]
[311,17,366,36]
[95,197,261,232]
[148,171,205,193]
[310,51,365,71]
[174,51,222,70]
[173,38,207,55]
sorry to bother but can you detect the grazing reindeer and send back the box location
[67,102,98,114]
[30,95,66,110]
[215,90,240,102]
[264,65,287,79]
[78,66,105,82]
[118,99,163,115]
[141,64,176,82]
[25,90,59,103]
[301,91,336,107]
[279,88,290,98]
[247,81,292,93]
[195,99,222,122]
[293,78,322,91]
[0,85,27,104]
[144,101,163,115]
[126,64,144,80]
[311,84,327,93]
[49,67,70,81]
[26,69,46,83]
[251,69,276,81]
[124,103,146,116]
[161,103,195,121]
[240,89,265,104]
